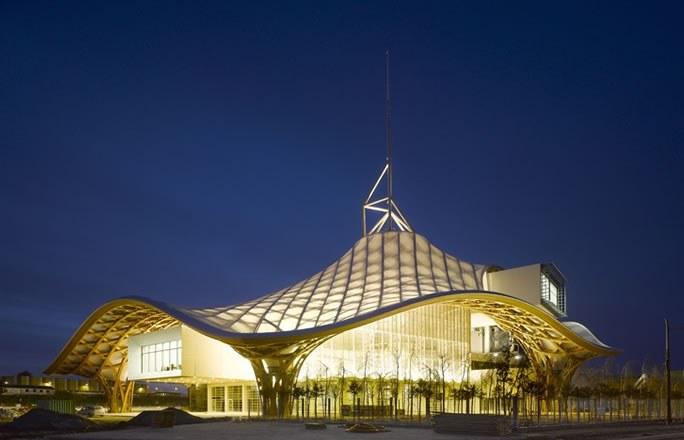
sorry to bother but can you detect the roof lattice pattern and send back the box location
[45,231,617,379]
[183,231,486,334]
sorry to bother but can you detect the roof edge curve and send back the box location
[46,290,618,376]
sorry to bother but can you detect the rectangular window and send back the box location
[227,385,243,412]
[247,385,260,413]
[541,271,565,313]
[211,386,225,412]
[140,339,182,374]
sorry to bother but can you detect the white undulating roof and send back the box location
[181,231,487,334]
[45,230,617,378]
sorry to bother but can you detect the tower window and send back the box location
[541,270,566,314]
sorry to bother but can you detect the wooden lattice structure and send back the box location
[46,232,617,415]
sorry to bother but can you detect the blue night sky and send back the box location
[1,1,683,374]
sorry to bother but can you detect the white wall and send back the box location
[486,264,541,305]
[127,325,255,381]
[470,312,498,353]
[181,326,254,380]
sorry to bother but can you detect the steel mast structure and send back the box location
[363,51,412,236]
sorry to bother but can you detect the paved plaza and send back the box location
[47,420,684,440]
[49,422,508,440]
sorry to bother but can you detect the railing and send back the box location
[285,396,684,426]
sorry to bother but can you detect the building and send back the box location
[1,373,101,395]
[0,384,55,396]
[44,66,616,415]
[44,155,616,416]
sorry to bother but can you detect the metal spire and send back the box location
[362,51,413,236]
[385,50,393,210]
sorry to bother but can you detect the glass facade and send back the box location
[227,385,242,412]
[208,384,261,414]
[210,385,225,412]
[300,302,470,382]
[140,339,182,374]
[247,385,260,413]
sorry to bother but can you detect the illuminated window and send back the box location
[541,271,565,314]
[211,386,225,412]
[140,339,182,374]
[227,386,242,412]
[247,386,260,413]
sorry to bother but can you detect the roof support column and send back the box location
[97,371,135,413]
[249,356,303,418]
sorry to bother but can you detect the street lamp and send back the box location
[665,319,684,425]
[666,319,671,425]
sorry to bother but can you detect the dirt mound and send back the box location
[126,407,203,427]
[6,408,95,431]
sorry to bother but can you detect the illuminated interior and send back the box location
[300,302,470,382]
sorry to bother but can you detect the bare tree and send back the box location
[319,361,330,418]
[337,361,347,418]
[438,354,450,413]
[375,372,387,417]
[329,382,340,418]
[391,349,401,418]
[361,350,370,407]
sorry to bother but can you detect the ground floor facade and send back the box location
[131,303,546,417]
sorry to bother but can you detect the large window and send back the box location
[246,385,260,413]
[227,385,243,412]
[211,386,225,412]
[541,271,565,313]
[141,340,182,374]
